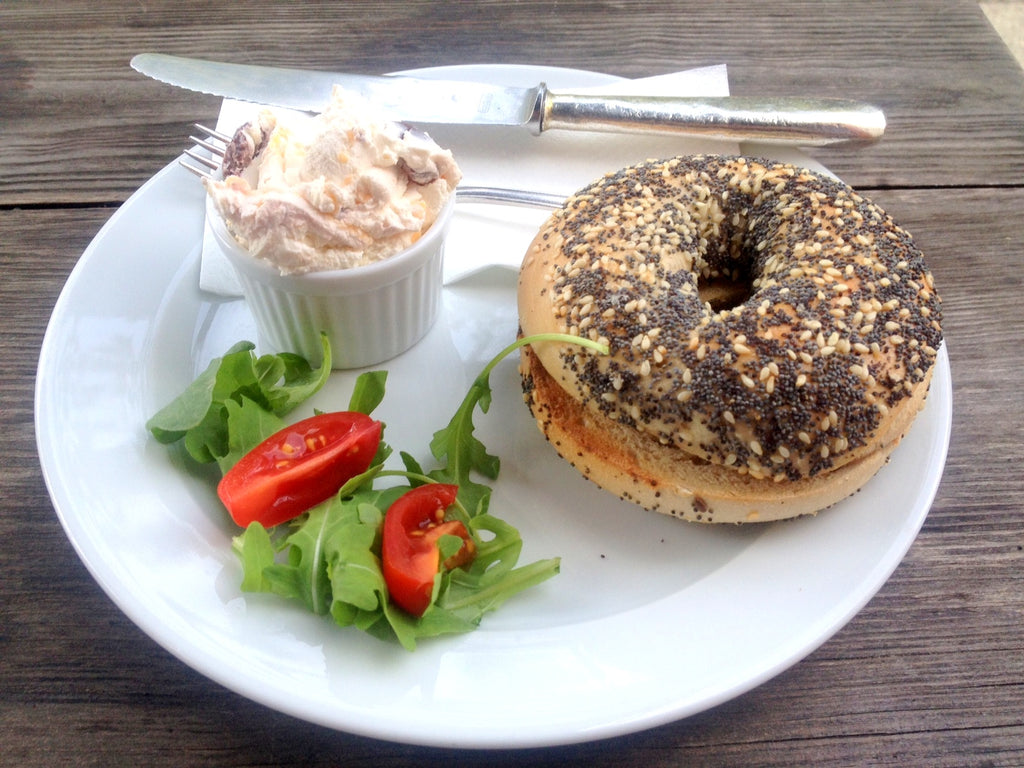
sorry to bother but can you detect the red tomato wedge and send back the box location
[381,483,476,617]
[217,412,382,528]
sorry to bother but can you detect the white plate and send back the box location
[35,65,951,749]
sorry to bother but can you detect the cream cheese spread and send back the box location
[206,87,462,274]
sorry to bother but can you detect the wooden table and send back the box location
[4,1,1023,765]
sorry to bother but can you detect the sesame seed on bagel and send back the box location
[517,155,942,523]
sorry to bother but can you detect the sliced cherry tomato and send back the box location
[217,411,382,528]
[381,483,476,617]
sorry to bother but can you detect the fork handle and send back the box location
[455,186,565,209]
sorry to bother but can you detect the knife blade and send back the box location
[131,53,885,146]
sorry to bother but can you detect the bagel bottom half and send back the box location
[519,343,932,524]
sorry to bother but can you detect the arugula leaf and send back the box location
[237,500,339,615]
[347,370,388,415]
[147,340,253,445]
[259,347,333,415]
[217,396,286,474]
[426,374,500,517]
[233,486,402,637]
[233,522,277,593]
[428,334,609,518]
[327,501,388,615]
[425,337,518,517]
[146,334,332,465]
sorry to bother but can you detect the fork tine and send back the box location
[193,123,232,143]
[188,136,227,157]
[183,148,222,170]
[181,123,231,180]
[179,159,213,179]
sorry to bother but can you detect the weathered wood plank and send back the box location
[1,0,1022,205]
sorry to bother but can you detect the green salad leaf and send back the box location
[146,334,332,465]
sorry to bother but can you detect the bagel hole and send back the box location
[698,270,755,312]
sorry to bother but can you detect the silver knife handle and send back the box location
[533,88,886,146]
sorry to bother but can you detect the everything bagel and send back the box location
[518,155,942,523]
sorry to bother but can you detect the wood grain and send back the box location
[2,0,1023,204]
[2,1,1023,765]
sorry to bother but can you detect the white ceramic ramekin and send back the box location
[206,195,454,369]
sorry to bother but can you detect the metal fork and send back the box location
[181,123,230,177]
[181,124,566,209]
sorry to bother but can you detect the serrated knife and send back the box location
[131,53,885,146]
